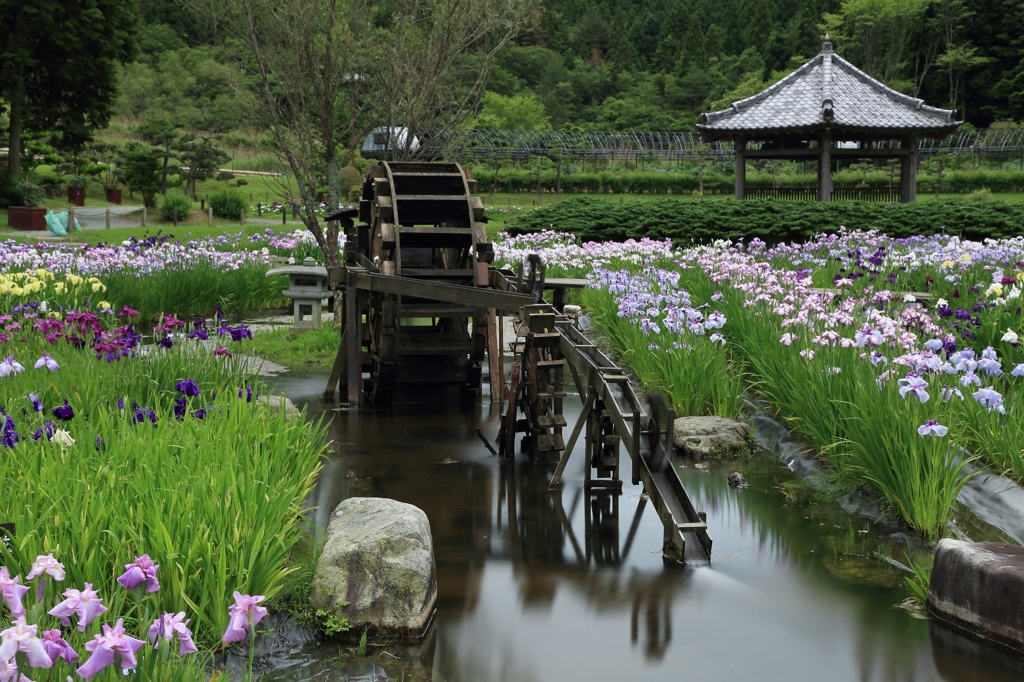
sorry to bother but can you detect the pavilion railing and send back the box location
[744,187,902,202]
[745,187,817,201]
[831,186,901,203]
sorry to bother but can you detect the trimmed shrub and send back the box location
[210,189,247,219]
[507,196,1024,245]
[160,192,193,222]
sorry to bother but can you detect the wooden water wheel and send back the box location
[355,161,488,405]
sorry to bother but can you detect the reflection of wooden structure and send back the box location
[698,36,961,203]
[323,161,710,561]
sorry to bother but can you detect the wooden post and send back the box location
[734,137,746,200]
[486,308,504,403]
[282,207,287,225]
[68,207,74,232]
[345,284,360,405]
[818,130,832,202]
[141,206,146,227]
[105,208,111,229]
[208,207,213,225]
[258,203,262,217]
[173,210,178,227]
[239,209,244,226]
[900,136,918,203]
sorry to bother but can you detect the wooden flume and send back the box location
[322,161,711,561]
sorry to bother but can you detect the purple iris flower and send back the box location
[43,628,79,664]
[173,397,187,420]
[239,385,253,403]
[32,421,57,441]
[116,555,160,593]
[52,399,74,421]
[175,378,201,397]
[133,406,158,424]
[157,335,174,350]
[28,393,43,412]
[941,385,965,402]
[222,592,268,643]
[117,398,124,410]
[76,618,145,680]
[95,435,104,449]
[1,414,18,448]
[193,406,210,420]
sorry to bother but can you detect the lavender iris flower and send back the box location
[0,617,53,669]
[1013,363,1024,377]
[917,420,948,437]
[33,353,59,372]
[76,618,145,680]
[898,374,930,403]
[52,399,74,421]
[116,555,160,593]
[28,393,43,412]
[0,355,25,377]
[147,612,198,655]
[0,567,30,618]
[972,386,1006,414]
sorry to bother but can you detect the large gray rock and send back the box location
[257,394,301,421]
[673,416,750,458]
[310,498,437,635]
[927,539,1024,652]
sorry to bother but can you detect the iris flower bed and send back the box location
[498,230,1024,541]
[0,236,286,323]
[0,297,325,679]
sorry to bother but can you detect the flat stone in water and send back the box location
[673,416,750,458]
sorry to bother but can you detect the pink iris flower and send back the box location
[48,583,107,632]
[222,592,268,643]
[0,567,29,618]
[76,619,145,680]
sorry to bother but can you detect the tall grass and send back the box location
[0,319,325,651]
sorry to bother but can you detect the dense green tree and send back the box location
[0,0,137,176]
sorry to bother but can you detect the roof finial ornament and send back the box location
[822,33,834,54]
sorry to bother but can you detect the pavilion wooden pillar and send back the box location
[900,135,918,203]
[734,136,746,200]
[818,130,832,202]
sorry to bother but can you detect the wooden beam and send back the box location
[745,148,912,159]
[549,389,596,490]
[901,134,918,203]
[345,283,361,405]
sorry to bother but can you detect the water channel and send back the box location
[264,371,1024,682]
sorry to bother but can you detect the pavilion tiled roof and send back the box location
[698,38,961,136]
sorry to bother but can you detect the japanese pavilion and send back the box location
[697,36,962,203]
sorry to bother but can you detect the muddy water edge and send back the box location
[264,372,1024,682]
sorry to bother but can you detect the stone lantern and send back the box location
[266,257,330,331]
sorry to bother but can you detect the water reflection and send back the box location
[270,373,1024,682]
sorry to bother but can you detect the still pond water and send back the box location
[266,372,1024,682]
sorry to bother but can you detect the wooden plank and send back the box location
[349,270,533,311]
[398,227,472,248]
[530,332,561,348]
[528,313,556,332]
[486,308,504,404]
[502,361,521,457]
[322,320,347,400]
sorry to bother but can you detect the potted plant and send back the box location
[7,181,47,230]
[90,144,123,204]
[67,175,86,206]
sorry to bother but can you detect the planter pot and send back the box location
[8,206,47,231]
[104,188,122,205]
[68,187,85,206]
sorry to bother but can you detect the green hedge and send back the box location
[473,168,1024,195]
[506,196,1024,244]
